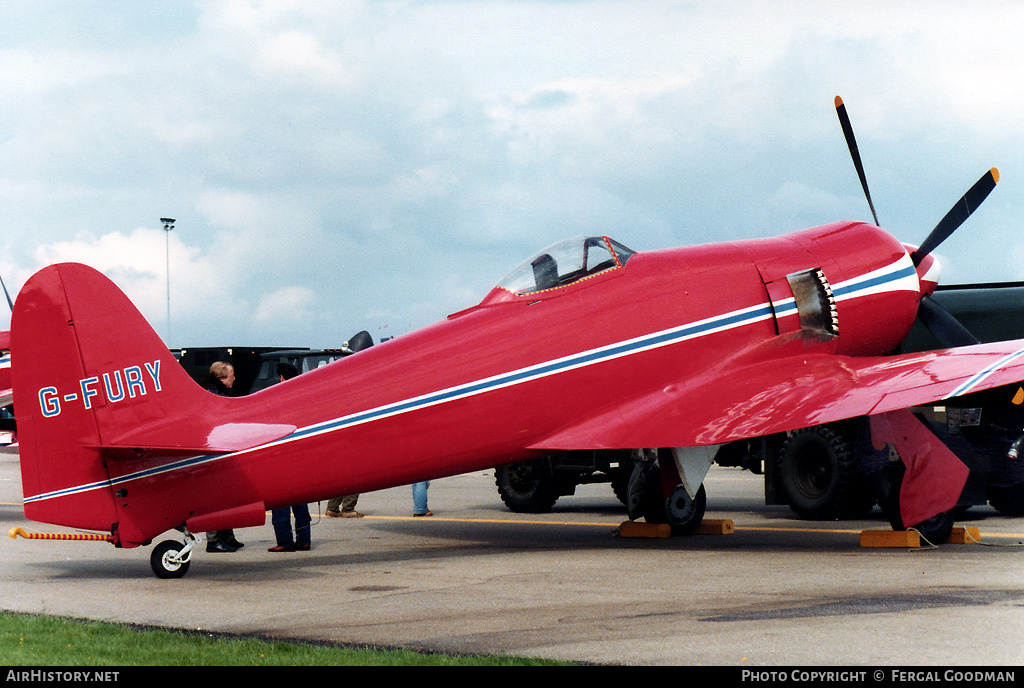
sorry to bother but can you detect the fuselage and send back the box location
[134,223,925,527]
[16,222,931,545]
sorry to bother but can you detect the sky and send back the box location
[2,0,1024,348]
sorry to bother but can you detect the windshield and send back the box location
[496,236,635,295]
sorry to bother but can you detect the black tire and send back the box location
[664,484,707,536]
[989,482,1024,516]
[626,456,665,523]
[779,426,872,520]
[882,466,955,544]
[611,467,632,506]
[495,461,559,513]
[150,540,190,579]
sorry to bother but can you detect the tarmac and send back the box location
[2,454,1024,666]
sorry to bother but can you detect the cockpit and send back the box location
[495,236,636,296]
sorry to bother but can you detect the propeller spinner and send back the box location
[834,96,998,349]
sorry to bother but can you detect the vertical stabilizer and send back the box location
[12,263,221,545]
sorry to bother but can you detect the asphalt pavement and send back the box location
[2,454,1023,666]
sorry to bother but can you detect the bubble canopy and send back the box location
[495,236,636,296]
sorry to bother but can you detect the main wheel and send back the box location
[779,426,873,520]
[664,484,707,536]
[882,467,955,544]
[495,460,559,513]
[151,540,191,579]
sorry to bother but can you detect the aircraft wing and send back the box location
[532,337,1024,451]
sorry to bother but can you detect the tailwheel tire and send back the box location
[151,540,191,579]
[664,484,707,536]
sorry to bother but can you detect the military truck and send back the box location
[249,331,376,393]
[176,346,306,395]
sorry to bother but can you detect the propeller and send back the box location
[834,96,998,349]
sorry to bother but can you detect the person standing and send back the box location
[269,504,311,552]
[325,495,363,518]
[412,481,431,517]
[205,361,244,553]
[268,362,313,551]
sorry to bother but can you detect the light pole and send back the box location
[160,218,175,342]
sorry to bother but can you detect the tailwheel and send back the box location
[664,484,707,536]
[150,530,197,579]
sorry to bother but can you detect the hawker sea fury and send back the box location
[10,98,1024,577]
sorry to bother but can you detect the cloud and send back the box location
[253,285,317,324]
[1,0,1022,346]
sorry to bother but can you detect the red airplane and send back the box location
[10,99,1024,578]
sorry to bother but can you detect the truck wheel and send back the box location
[989,482,1024,516]
[151,540,190,579]
[664,484,707,535]
[611,466,632,506]
[779,426,870,520]
[495,461,559,513]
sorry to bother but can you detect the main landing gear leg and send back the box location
[150,528,197,579]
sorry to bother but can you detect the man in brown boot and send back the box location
[325,495,363,518]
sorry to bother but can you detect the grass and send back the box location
[0,612,571,666]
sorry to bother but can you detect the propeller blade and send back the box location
[917,295,980,348]
[0,271,12,312]
[911,168,999,266]
[835,96,880,227]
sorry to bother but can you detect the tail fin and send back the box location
[12,263,292,545]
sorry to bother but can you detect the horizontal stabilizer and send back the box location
[89,421,297,459]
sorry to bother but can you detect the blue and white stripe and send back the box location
[832,254,920,301]
[948,345,1024,398]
